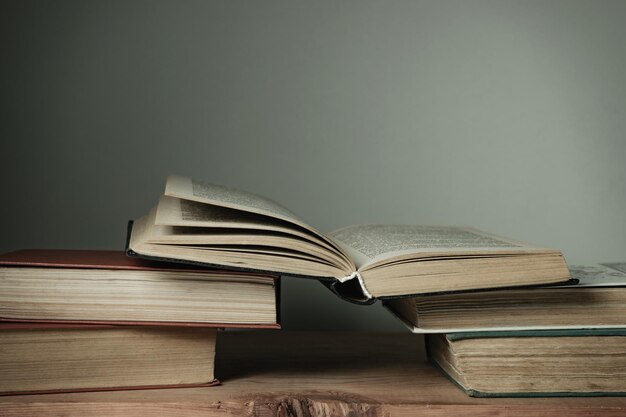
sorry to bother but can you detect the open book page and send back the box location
[155,196,338,252]
[328,225,546,270]
[568,263,626,287]
[166,175,304,227]
[156,195,276,227]
[164,175,352,267]
[129,213,349,279]
[145,206,351,269]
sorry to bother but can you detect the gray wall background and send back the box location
[2,0,625,331]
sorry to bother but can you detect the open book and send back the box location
[127,175,570,303]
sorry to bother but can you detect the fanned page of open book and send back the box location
[160,175,356,277]
[327,225,551,270]
[155,195,337,253]
[165,175,302,225]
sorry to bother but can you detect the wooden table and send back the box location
[1,331,625,416]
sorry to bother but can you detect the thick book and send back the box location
[385,263,626,333]
[126,175,571,303]
[0,249,279,328]
[426,328,626,397]
[0,323,218,395]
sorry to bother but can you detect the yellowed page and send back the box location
[328,225,549,269]
[164,175,352,267]
[155,195,338,253]
[165,175,305,227]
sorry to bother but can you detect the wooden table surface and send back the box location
[1,331,625,416]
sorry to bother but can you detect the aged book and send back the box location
[385,263,626,333]
[127,175,570,303]
[427,329,626,397]
[0,249,279,327]
[0,323,217,395]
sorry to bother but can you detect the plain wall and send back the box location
[2,0,625,331]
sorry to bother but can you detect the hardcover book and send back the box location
[127,175,571,303]
[0,249,279,327]
[0,323,218,395]
[427,329,626,397]
[385,263,626,333]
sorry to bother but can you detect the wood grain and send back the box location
[1,331,624,417]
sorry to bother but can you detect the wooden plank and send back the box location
[1,331,624,416]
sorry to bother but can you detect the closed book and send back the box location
[427,328,626,397]
[0,249,280,328]
[0,323,218,395]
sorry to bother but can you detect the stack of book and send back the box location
[385,262,626,397]
[0,249,279,395]
[2,174,624,398]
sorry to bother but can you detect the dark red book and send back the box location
[0,249,280,328]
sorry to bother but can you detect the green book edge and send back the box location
[446,328,626,342]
